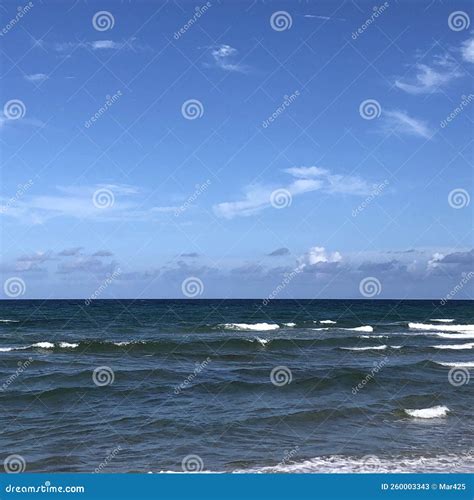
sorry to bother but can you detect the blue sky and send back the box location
[0,0,473,299]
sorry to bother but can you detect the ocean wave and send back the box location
[282,322,296,327]
[341,345,387,351]
[431,343,474,350]
[432,332,474,339]
[404,405,450,419]
[409,322,474,333]
[430,319,454,323]
[0,319,20,323]
[435,361,474,368]
[359,335,387,339]
[343,326,374,332]
[320,320,336,324]
[232,452,474,473]
[254,337,269,346]
[220,323,280,331]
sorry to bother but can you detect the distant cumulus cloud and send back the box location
[461,37,474,64]
[24,73,49,83]
[58,247,83,257]
[205,44,249,73]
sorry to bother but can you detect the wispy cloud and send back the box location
[383,110,434,139]
[213,167,374,219]
[36,37,149,54]
[24,73,49,83]
[205,44,249,73]
[461,36,474,64]
[394,54,463,94]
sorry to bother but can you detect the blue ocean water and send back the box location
[0,299,472,473]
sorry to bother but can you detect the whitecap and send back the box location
[58,342,79,349]
[343,326,374,333]
[359,335,387,339]
[404,405,449,419]
[431,343,474,350]
[432,333,474,339]
[409,322,474,333]
[320,320,336,324]
[430,319,454,323]
[390,345,402,349]
[255,337,269,346]
[282,322,296,327]
[0,319,19,323]
[436,361,474,368]
[31,342,55,349]
[221,323,279,332]
[341,345,387,351]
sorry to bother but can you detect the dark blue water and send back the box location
[0,300,473,473]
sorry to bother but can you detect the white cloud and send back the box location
[213,167,373,219]
[207,44,248,73]
[383,110,434,139]
[24,73,49,83]
[461,37,474,64]
[300,246,342,267]
[394,54,463,94]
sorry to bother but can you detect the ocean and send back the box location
[0,299,473,473]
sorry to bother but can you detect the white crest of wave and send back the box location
[409,322,474,333]
[430,319,454,323]
[404,405,450,419]
[343,326,374,332]
[58,342,79,348]
[341,345,387,351]
[0,319,20,323]
[320,320,337,324]
[431,343,474,350]
[436,361,474,368]
[359,335,387,339]
[32,342,55,349]
[282,322,296,327]
[255,337,270,346]
[433,332,474,339]
[222,323,279,331]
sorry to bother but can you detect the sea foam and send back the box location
[404,405,450,419]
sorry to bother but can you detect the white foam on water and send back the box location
[343,326,374,332]
[282,322,296,327]
[430,319,454,323]
[320,320,337,324]
[0,319,19,323]
[409,322,474,333]
[31,342,55,349]
[341,345,387,351]
[231,453,474,473]
[436,361,474,368]
[359,335,387,339]
[390,345,402,349]
[221,323,280,331]
[0,347,15,352]
[58,342,79,349]
[255,337,270,346]
[432,332,474,339]
[404,405,450,419]
[431,343,474,350]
